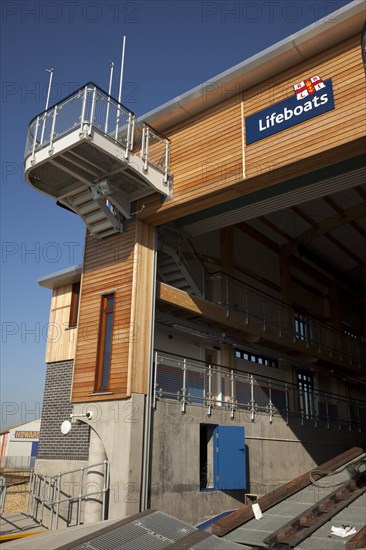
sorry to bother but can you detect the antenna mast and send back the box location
[41,68,54,144]
[105,61,114,133]
[115,36,126,139]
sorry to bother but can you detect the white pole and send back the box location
[105,61,114,133]
[41,68,54,144]
[115,36,126,140]
[118,36,126,105]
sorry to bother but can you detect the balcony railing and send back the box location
[25,82,170,182]
[203,272,366,368]
[153,351,366,430]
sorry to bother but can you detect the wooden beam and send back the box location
[236,222,280,253]
[324,233,364,266]
[346,524,366,550]
[212,446,365,537]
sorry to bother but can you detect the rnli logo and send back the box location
[293,75,326,100]
[245,77,335,145]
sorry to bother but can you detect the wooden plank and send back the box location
[212,446,365,537]
[346,525,366,550]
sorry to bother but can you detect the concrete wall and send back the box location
[73,393,146,521]
[149,399,364,525]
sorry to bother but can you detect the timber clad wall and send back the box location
[38,361,90,460]
[45,284,77,363]
[244,35,365,179]
[72,225,136,402]
[141,34,365,225]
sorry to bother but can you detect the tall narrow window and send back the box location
[297,370,314,419]
[96,293,115,390]
[69,282,80,328]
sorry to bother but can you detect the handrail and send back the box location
[157,228,365,365]
[26,460,109,530]
[25,83,170,180]
[27,81,136,127]
[153,350,366,426]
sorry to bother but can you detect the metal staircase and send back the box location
[158,246,202,297]
[64,188,123,239]
[24,83,171,239]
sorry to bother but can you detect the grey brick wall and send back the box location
[38,360,90,460]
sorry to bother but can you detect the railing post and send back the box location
[268,381,273,424]
[226,275,230,319]
[207,363,212,417]
[80,86,88,134]
[144,126,149,171]
[245,286,249,325]
[88,86,97,136]
[230,369,235,419]
[55,473,61,529]
[250,375,255,422]
[152,351,158,409]
[125,111,132,159]
[78,467,84,525]
[164,139,170,184]
[130,115,135,151]
[262,294,266,332]
[31,116,40,164]
[181,358,187,414]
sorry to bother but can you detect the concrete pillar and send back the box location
[84,428,107,524]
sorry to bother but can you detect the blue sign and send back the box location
[245,79,335,145]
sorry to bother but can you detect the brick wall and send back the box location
[38,361,90,460]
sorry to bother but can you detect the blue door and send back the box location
[214,426,246,490]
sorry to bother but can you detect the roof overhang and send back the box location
[142,0,365,132]
[38,265,82,289]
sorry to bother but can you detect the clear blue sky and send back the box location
[1,0,355,429]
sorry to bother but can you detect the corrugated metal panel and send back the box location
[184,168,366,236]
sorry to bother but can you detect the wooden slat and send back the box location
[212,446,365,537]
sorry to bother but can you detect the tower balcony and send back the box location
[24,83,171,239]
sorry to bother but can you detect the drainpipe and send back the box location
[140,232,157,511]
[84,429,107,524]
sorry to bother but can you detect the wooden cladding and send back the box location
[141,34,365,225]
[71,227,136,403]
[71,220,156,403]
[45,284,78,364]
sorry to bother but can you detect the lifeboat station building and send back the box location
[24,0,366,528]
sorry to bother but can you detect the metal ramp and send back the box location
[24,82,171,238]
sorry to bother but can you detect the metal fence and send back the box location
[25,82,170,182]
[153,351,366,430]
[203,272,365,368]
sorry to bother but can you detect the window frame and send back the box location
[68,282,81,328]
[95,293,115,391]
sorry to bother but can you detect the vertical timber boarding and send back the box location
[45,285,78,363]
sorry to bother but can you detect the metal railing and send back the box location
[153,351,366,430]
[0,456,37,469]
[25,82,170,183]
[26,460,109,530]
[203,272,365,368]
